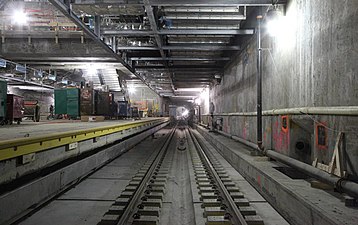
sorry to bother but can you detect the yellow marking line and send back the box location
[0,118,169,162]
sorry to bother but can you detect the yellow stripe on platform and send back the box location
[0,118,169,162]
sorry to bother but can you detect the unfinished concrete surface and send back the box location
[200,0,358,175]
[196,125,358,225]
[18,130,166,225]
[0,118,158,140]
[0,118,167,184]
[0,0,356,224]
[0,122,168,224]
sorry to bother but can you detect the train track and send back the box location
[14,124,287,225]
[97,126,265,225]
[187,129,264,225]
[98,126,176,225]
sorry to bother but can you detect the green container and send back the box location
[0,80,7,119]
[54,89,67,114]
[66,88,79,117]
[54,88,80,118]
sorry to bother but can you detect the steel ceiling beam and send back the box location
[131,57,230,61]
[163,7,241,12]
[173,73,215,76]
[101,29,254,36]
[143,0,166,60]
[164,15,246,20]
[117,46,159,50]
[117,45,240,51]
[143,0,175,92]
[161,29,253,35]
[174,79,212,81]
[0,0,8,10]
[49,0,166,97]
[1,31,85,39]
[0,75,55,89]
[48,0,134,73]
[149,0,286,6]
[137,67,222,71]
[71,0,286,6]
[135,65,222,69]
[174,81,211,84]
[102,30,154,36]
[173,71,218,75]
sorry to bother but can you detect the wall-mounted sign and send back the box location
[15,64,26,73]
[48,74,56,81]
[315,123,327,150]
[34,70,43,78]
[0,59,6,68]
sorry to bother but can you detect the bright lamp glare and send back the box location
[12,10,28,25]
[87,65,97,75]
[195,98,201,105]
[182,109,189,117]
[267,13,296,49]
[128,86,136,94]
[267,18,283,37]
[200,89,208,99]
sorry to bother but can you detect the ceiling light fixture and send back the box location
[128,86,136,94]
[12,10,28,25]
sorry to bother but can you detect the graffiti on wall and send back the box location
[272,116,290,154]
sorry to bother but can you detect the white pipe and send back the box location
[202,106,358,116]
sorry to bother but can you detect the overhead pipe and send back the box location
[256,15,263,150]
[215,129,260,151]
[164,15,246,20]
[0,76,54,89]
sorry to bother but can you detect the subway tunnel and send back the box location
[0,0,357,225]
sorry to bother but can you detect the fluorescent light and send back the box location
[128,86,136,94]
[12,10,28,25]
[200,88,209,99]
[175,88,202,92]
[182,109,189,117]
[266,8,296,49]
[87,65,98,75]
[266,8,285,37]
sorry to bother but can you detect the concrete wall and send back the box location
[207,0,358,175]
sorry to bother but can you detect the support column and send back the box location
[256,15,263,150]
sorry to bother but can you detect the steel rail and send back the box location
[189,128,248,225]
[0,118,169,162]
[117,125,176,225]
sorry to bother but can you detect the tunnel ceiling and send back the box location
[0,0,286,101]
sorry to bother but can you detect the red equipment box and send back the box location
[6,94,24,124]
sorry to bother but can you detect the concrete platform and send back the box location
[0,118,158,141]
[0,122,169,225]
[195,125,358,225]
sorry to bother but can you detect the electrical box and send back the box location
[316,124,327,149]
[281,115,289,133]
[21,153,36,164]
